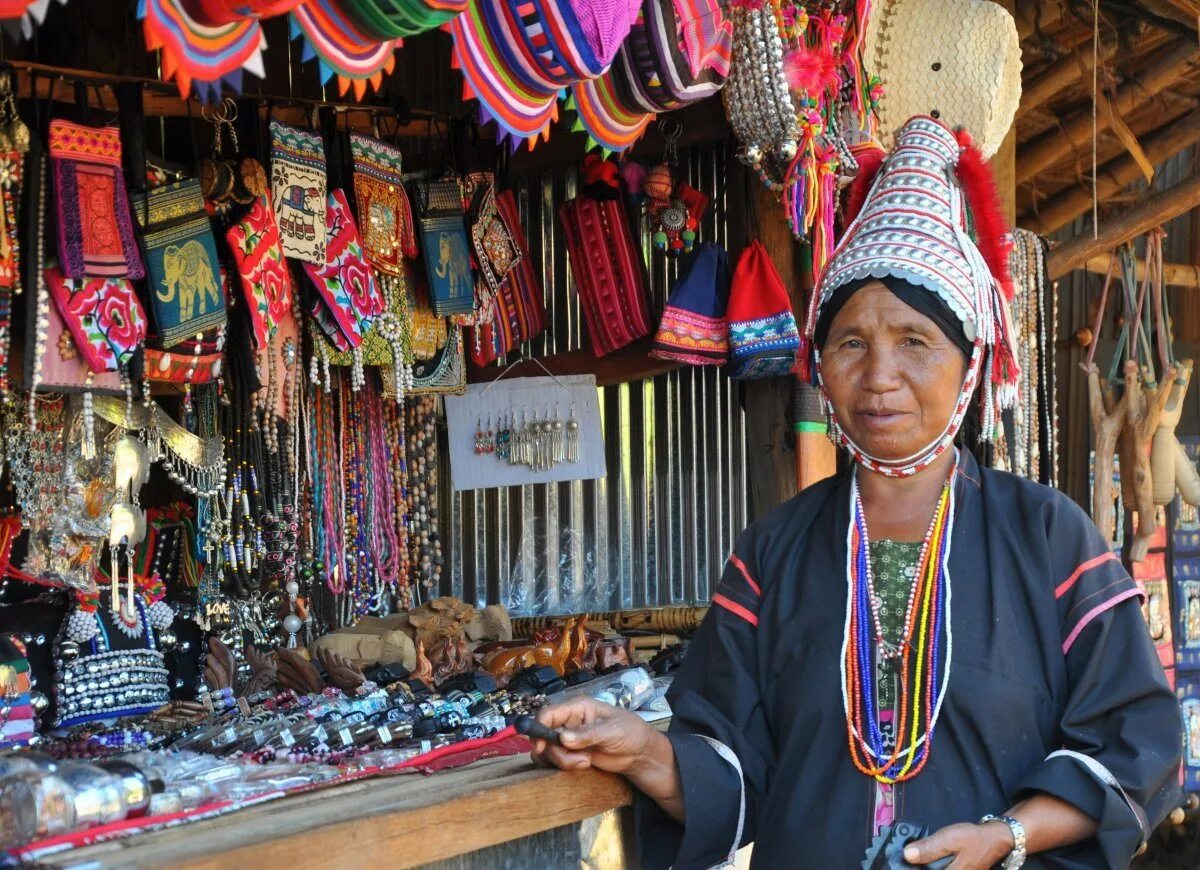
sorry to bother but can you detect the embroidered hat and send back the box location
[651,242,730,366]
[864,0,1021,158]
[801,115,1018,477]
[726,241,800,379]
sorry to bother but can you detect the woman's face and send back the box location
[820,281,967,462]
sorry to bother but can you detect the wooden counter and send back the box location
[38,756,633,869]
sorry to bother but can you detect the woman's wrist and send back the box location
[626,729,681,804]
[979,819,1018,865]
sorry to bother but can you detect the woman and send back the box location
[531,117,1181,869]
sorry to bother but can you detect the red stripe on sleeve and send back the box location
[728,553,761,596]
[1062,587,1145,654]
[712,593,759,627]
[1055,551,1120,599]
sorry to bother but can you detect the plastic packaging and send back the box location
[552,667,657,711]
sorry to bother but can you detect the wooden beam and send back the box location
[1022,106,1200,232]
[1079,252,1200,287]
[1019,45,1116,118]
[1017,40,1200,184]
[1047,173,1200,278]
[467,337,681,388]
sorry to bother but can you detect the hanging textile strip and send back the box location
[303,189,383,350]
[270,120,327,264]
[49,121,144,280]
[350,132,416,275]
[342,0,462,39]
[226,193,293,348]
[448,0,561,150]
[289,0,400,99]
[143,347,223,383]
[132,178,228,347]
[185,0,302,24]
[44,266,147,373]
[0,148,23,290]
[559,195,653,357]
[138,0,267,101]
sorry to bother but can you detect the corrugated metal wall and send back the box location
[445,144,750,616]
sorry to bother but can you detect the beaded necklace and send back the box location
[841,457,956,784]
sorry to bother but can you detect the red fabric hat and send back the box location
[725,241,799,379]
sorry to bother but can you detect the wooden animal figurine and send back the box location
[1087,362,1130,548]
[1118,361,1174,561]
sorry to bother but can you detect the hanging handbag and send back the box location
[303,188,383,351]
[44,265,147,374]
[49,119,145,280]
[226,193,293,349]
[270,119,327,264]
[350,131,417,273]
[414,175,475,317]
[131,177,227,347]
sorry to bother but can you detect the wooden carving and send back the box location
[1119,361,1175,561]
[276,647,325,695]
[408,596,477,647]
[314,646,366,692]
[411,641,434,687]
[204,636,236,692]
[241,646,278,698]
[1087,362,1130,547]
[482,615,580,683]
[428,635,473,683]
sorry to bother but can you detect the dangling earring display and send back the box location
[566,404,580,463]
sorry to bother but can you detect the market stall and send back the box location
[0,0,1194,866]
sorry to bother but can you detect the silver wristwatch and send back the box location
[980,814,1026,869]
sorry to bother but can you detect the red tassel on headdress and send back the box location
[951,128,1014,301]
[841,140,886,229]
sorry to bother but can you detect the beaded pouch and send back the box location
[226,194,293,349]
[131,178,227,348]
[44,265,147,374]
[303,189,382,351]
[325,271,411,369]
[55,584,172,729]
[383,324,466,398]
[350,132,416,274]
[414,177,475,317]
[49,120,145,280]
[270,120,327,264]
[0,635,35,750]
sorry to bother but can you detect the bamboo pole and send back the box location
[1023,106,1200,232]
[1019,45,1116,118]
[1016,40,1199,184]
[1047,173,1200,278]
[1080,253,1200,288]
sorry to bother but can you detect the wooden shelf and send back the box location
[40,755,632,869]
[467,337,682,388]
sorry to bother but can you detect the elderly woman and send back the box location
[531,117,1181,869]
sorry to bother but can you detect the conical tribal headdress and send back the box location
[798,115,1019,477]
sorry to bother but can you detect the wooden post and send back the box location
[1016,41,1199,185]
[1023,107,1200,233]
[1047,173,1200,278]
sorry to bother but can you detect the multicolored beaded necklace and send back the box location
[841,457,956,784]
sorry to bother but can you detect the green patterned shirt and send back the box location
[869,540,922,709]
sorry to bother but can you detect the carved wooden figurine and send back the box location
[1087,362,1130,547]
[1119,361,1175,561]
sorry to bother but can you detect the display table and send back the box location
[34,756,633,869]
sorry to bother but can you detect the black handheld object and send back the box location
[862,822,952,870]
[514,714,562,745]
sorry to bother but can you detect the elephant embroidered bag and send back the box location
[226,194,293,349]
[270,120,327,265]
[50,120,145,280]
[415,176,475,317]
[303,189,382,351]
[44,265,147,373]
[132,178,227,348]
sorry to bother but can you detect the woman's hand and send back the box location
[903,821,1013,869]
[530,698,685,821]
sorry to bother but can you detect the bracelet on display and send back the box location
[979,814,1026,869]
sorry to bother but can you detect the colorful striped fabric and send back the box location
[0,0,67,41]
[559,195,652,358]
[290,1,399,98]
[182,0,302,23]
[139,0,267,101]
[342,0,463,38]
[450,0,639,151]
[568,0,729,153]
